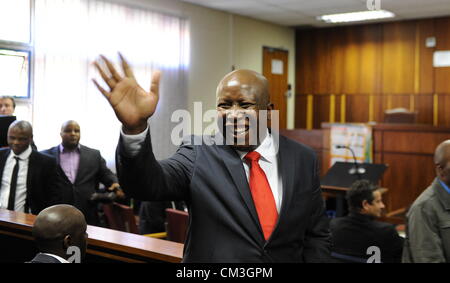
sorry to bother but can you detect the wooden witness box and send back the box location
[0,209,183,263]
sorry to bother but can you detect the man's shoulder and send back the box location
[32,150,57,163]
[277,134,317,161]
[330,216,352,229]
[408,184,438,213]
[27,253,62,263]
[371,220,397,233]
[40,145,59,156]
[79,144,101,155]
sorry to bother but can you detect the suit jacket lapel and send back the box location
[215,143,264,241]
[267,135,295,241]
[26,151,37,212]
[74,145,86,185]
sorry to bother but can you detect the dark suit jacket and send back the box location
[0,148,61,215]
[330,213,404,263]
[117,132,331,263]
[28,253,62,263]
[41,145,118,225]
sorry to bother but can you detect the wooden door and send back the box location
[263,47,288,129]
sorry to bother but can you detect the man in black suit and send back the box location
[93,54,330,262]
[330,180,404,263]
[0,121,60,214]
[41,120,121,225]
[29,204,87,263]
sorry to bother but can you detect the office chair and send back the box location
[165,208,189,244]
[102,202,139,234]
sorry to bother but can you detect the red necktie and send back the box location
[244,151,278,241]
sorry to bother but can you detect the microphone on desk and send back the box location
[335,145,366,178]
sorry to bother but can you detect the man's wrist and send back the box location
[122,123,147,135]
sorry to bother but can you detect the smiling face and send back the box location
[8,126,32,155]
[216,70,272,151]
[362,190,385,218]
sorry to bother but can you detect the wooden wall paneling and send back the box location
[390,94,413,110]
[342,26,362,94]
[295,95,308,128]
[381,131,450,154]
[380,153,435,212]
[329,26,345,95]
[438,94,450,126]
[417,19,435,94]
[415,94,434,124]
[314,28,332,94]
[346,94,369,122]
[313,94,330,129]
[372,94,384,122]
[382,21,416,94]
[334,93,341,123]
[434,17,450,94]
[360,24,382,95]
[295,29,315,94]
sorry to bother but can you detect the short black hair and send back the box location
[346,179,378,213]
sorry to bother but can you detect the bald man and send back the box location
[41,120,120,225]
[0,121,61,214]
[29,204,87,263]
[93,54,330,262]
[403,140,450,263]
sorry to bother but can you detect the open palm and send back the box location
[93,53,161,134]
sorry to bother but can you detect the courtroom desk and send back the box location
[0,209,183,263]
[322,123,450,214]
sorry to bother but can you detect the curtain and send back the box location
[33,0,189,168]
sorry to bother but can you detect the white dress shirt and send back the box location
[236,131,283,213]
[0,146,32,212]
[121,127,283,213]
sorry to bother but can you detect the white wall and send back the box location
[24,0,296,141]
[102,0,296,130]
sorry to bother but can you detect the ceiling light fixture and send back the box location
[317,10,395,23]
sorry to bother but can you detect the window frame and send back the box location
[0,0,33,101]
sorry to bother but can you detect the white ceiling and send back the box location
[179,0,450,27]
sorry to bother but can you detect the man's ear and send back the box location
[361,200,370,211]
[436,164,443,178]
[63,235,72,250]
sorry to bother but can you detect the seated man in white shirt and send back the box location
[29,204,87,263]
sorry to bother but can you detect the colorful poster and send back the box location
[330,123,372,167]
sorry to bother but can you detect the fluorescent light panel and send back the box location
[317,10,395,23]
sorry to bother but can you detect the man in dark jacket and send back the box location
[330,180,403,263]
[93,54,331,262]
[41,120,122,225]
[0,121,60,214]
